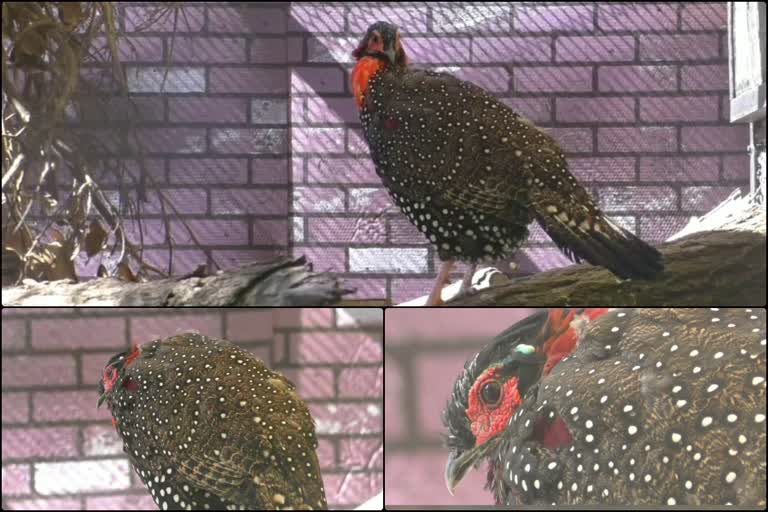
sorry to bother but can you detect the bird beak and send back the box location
[445,442,491,496]
[384,47,396,64]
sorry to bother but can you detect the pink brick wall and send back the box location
[384,308,537,506]
[1,308,382,509]
[51,2,746,303]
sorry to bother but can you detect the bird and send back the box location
[442,308,767,506]
[351,22,664,305]
[97,332,327,510]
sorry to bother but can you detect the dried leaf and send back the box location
[84,218,107,257]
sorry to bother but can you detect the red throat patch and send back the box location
[351,57,387,109]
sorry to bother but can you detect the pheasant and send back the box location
[443,308,767,506]
[351,22,663,305]
[98,332,327,510]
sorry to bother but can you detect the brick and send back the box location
[87,495,157,511]
[124,6,204,32]
[501,97,552,123]
[598,126,677,153]
[224,310,274,341]
[2,392,29,423]
[383,355,403,441]
[639,96,719,122]
[31,318,126,350]
[519,247,576,273]
[599,65,677,92]
[290,332,381,364]
[293,187,345,213]
[79,95,165,123]
[388,216,427,245]
[293,127,346,154]
[1,464,30,495]
[35,459,131,494]
[252,220,289,246]
[557,97,635,123]
[515,66,592,93]
[682,3,727,30]
[208,7,286,34]
[141,187,208,214]
[83,425,124,456]
[446,66,510,93]
[170,36,245,63]
[169,97,247,123]
[681,64,728,91]
[138,127,206,154]
[167,218,250,246]
[350,248,428,273]
[322,472,382,506]
[130,313,223,345]
[291,67,345,94]
[570,157,636,182]
[316,438,335,469]
[390,278,434,304]
[121,219,167,246]
[340,438,383,469]
[639,216,691,242]
[472,37,550,63]
[81,352,119,386]
[169,158,248,185]
[292,246,347,273]
[126,67,205,93]
[2,427,78,459]
[251,37,303,64]
[335,308,382,327]
[33,391,108,421]
[723,154,750,181]
[340,278,387,299]
[681,125,749,152]
[598,186,678,212]
[211,188,288,215]
[306,96,358,124]
[293,216,305,242]
[307,36,358,64]
[598,4,677,31]
[557,36,635,63]
[416,351,480,435]
[8,498,81,510]
[516,4,594,32]
[347,128,370,155]
[307,158,378,184]
[349,187,396,213]
[278,367,334,398]
[288,4,345,33]
[434,5,510,33]
[210,128,287,154]
[639,34,720,62]
[209,67,288,94]
[640,157,719,182]
[142,248,208,275]
[400,37,472,64]
[349,6,428,33]
[682,186,744,212]
[309,403,381,435]
[273,308,334,328]
[90,36,163,62]
[339,367,383,398]
[2,319,26,350]
[308,217,386,244]
[549,127,593,153]
[252,158,290,185]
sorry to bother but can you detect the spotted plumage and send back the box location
[443,308,766,506]
[98,333,327,511]
[352,22,663,291]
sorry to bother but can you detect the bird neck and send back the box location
[351,56,390,109]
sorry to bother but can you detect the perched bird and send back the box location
[443,308,767,506]
[98,332,327,510]
[351,23,663,304]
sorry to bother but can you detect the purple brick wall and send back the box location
[61,2,746,303]
[1,308,383,509]
[384,308,537,506]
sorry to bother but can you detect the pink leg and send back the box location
[458,263,477,294]
[425,260,455,306]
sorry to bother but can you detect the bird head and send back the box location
[442,308,609,496]
[352,21,406,66]
[97,344,142,423]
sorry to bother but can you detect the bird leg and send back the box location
[425,260,455,306]
[458,263,477,295]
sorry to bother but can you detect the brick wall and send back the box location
[384,308,536,506]
[1,308,383,509]
[62,2,747,303]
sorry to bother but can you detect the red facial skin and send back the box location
[466,308,610,449]
[101,345,141,426]
[350,30,407,109]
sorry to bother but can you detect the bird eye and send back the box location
[481,380,502,406]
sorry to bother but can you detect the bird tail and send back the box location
[533,208,663,279]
